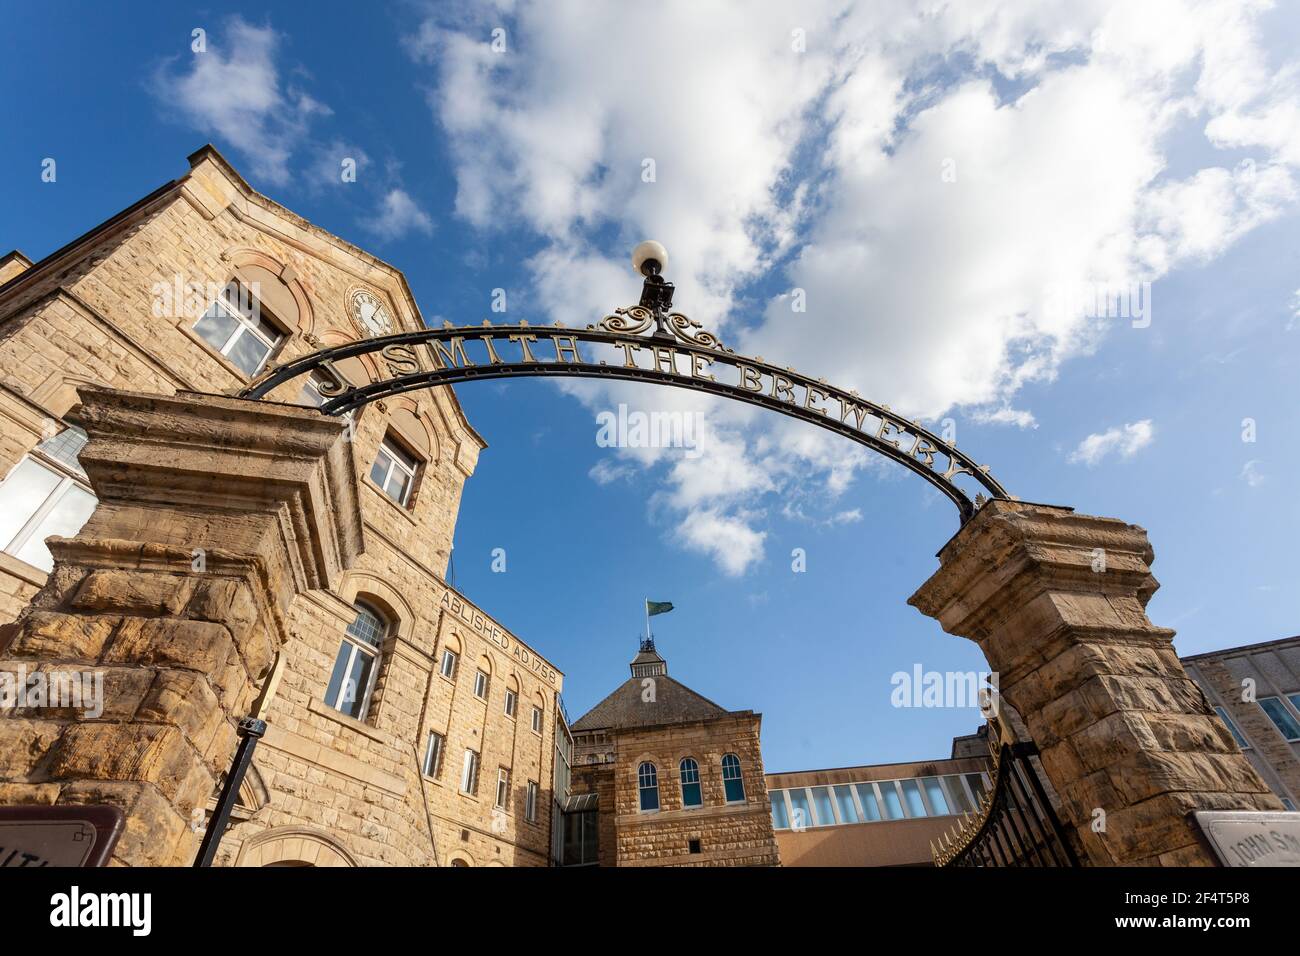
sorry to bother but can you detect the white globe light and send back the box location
[631,240,669,276]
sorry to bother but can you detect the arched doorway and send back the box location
[236,826,359,868]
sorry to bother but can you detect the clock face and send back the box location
[351,289,394,337]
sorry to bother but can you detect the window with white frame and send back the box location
[423,731,445,778]
[638,762,659,812]
[369,436,419,507]
[460,749,480,795]
[192,281,284,376]
[525,780,539,822]
[722,753,746,803]
[473,669,489,700]
[0,426,96,572]
[531,705,543,734]
[324,602,386,721]
[299,370,354,419]
[1214,705,1251,750]
[769,791,790,830]
[679,757,702,808]
[495,768,510,809]
[440,649,458,679]
[504,689,517,718]
[1258,696,1300,741]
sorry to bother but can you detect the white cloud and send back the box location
[589,458,634,485]
[363,189,435,240]
[675,509,767,577]
[415,0,1300,574]
[1068,420,1155,466]
[154,18,330,186]
[969,407,1039,429]
[1239,459,1266,487]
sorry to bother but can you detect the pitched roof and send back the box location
[570,673,730,731]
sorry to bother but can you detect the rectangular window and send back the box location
[324,638,378,720]
[833,785,860,824]
[899,779,927,817]
[439,650,458,679]
[193,282,283,376]
[299,371,355,420]
[562,809,599,866]
[811,786,837,826]
[526,780,539,822]
[531,705,543,734]
[878,782,905,820]
[473,669,489,699]
[786,788,813,829]
[1214,705,1251,749]
[495,768,510,809]
[369,437,419,507]
[921,776,950,816]
[504,689,517,718]
[941,775,974,814]
[422,732,445,778]
[0,428,97,573]
[1258,697,1300,741]
[460,749,480,795]
[770,791,790,830]
[854,783,881,821]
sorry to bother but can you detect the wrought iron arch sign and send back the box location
[240,248,1011,522]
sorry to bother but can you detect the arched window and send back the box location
[325,602,386,720]
[637,762,659,812]
[679,757,702,808]
[722,753,746,803]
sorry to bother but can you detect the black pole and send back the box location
[194,717,266,867]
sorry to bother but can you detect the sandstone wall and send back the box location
[0,148,563,867]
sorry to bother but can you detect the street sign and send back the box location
[1193,810,1300,867]
[0,805,124,867]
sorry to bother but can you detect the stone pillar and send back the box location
[0,387,362,866]
[909,500,1282,866]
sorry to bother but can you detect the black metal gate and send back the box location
[933,741,1082,867]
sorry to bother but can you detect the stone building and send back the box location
[562,638,780,866]
[1183,636,1300,812]
[0,146,563,866]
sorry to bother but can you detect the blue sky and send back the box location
[4,1,1299,772]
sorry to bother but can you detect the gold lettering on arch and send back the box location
[431,337,474,370]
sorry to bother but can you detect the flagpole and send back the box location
[644,596,650,644]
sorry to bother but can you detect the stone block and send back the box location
[104,615,234,673]
[8,611,120,661]
[71,568,195,616]
[0,718,63,777]
[136,669,227,762]
[46,722,208,805]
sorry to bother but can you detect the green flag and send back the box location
[646,600,674,617]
